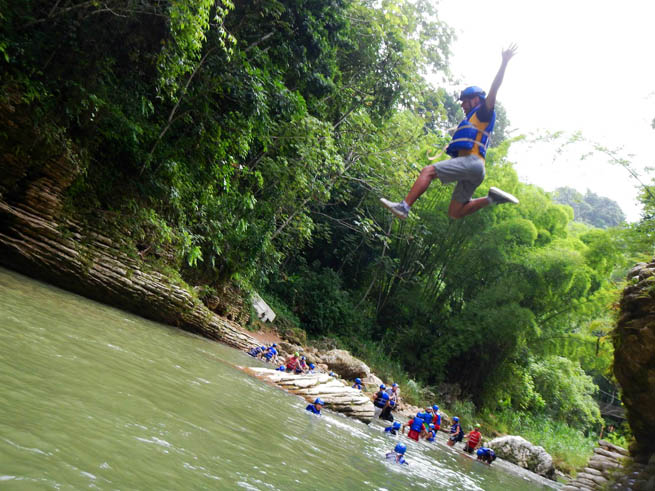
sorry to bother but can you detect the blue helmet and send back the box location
[393,422,401,430]
[394,443,407,454]
[314,398,324,406]
[416,412,422,419]
[392,383,398,387]
[272,343,277,347]
[433,405,439,411]
[355,378,362,384]
[380,384,386,390]
[309,363,315,369]
[429,424,435,429]
[459,86,486,100]
[453,416,459,423]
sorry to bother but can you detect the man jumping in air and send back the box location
[381,45,519,220]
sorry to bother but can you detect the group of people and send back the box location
[386,408,496,466]
[248,343,279,364]
[281,351,316,374]
[249,344,320,375]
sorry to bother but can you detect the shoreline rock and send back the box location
[246,367,375,423]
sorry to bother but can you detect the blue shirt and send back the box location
[305,404,321,415]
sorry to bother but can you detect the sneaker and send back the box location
[487,187,519,205]
[380,198,409,219]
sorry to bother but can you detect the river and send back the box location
[0,267,560,490]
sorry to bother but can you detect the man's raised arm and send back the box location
[485,43,518,111]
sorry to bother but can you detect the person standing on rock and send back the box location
[380,45,519,221]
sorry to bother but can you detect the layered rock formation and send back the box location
[613,260,655,462]
[562,440,630,491]
[247,367,375,423]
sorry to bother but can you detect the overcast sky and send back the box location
[435,0,655,221]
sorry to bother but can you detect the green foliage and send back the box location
[553,187,626,228]
[482,409,596,473]
[530,356,602,429]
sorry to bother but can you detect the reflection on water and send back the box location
[0,268,556,490]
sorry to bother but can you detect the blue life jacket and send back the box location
[450,423,460,434]
[352,382,362,390]
[306,404,321,415]
[419,412,432,425]
[374,392,389,408]
[435,414,441,426]
[264,347,277,359]
[446,105,496,158]
[410,418,424,433]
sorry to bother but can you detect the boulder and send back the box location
[247,367,375,423]
[488,435,555,479]
[362,373,383,389]
[316,349,371,379]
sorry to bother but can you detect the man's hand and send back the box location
[501,43,518,64]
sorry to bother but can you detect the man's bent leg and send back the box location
[448,197,490,219]
[404,165,438,206]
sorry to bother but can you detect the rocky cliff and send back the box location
[613,260,655,462]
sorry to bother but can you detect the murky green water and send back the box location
[0,267,558,490]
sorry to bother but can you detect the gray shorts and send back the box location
[433,154,485,203]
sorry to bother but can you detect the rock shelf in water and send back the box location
[247,368,375,423]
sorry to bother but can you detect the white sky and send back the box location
[435,0,655,222]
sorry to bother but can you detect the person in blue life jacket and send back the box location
[262,344,278,363]
[432,405,442,431]
[306,397,324,415]
[381,45,519,221]
[248,346,265,358]
[402,412,427,441]
[386,442,409,465]
[426,424,436,442]
[421,407,434,430]
[447,417,464,446]
[373,386,390,418]
[352,377,363,390]
[385,421,402,435]
[307,363,316,374]
[477,447,497,465]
